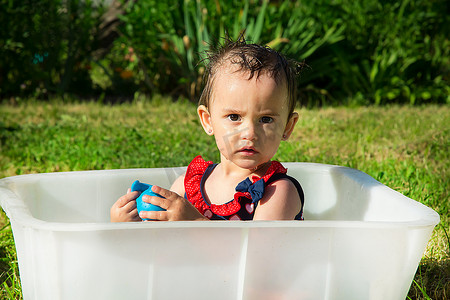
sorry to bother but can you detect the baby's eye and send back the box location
[260,116,274,124]
[227,114,241,121]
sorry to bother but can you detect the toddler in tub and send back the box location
[111,33,304,222]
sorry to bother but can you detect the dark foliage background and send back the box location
[1,0,449,105]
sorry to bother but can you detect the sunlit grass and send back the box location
[0,98,448,299]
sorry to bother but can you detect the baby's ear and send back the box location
[282,112,299,140]
[197,105,214,135]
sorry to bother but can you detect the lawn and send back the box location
[0,98,449,299]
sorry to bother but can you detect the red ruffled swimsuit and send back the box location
[184,156,304,220]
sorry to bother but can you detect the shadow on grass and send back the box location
[0,244,11,284]
[408,257,450,300]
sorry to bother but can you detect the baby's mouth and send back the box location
[238,147,258,155]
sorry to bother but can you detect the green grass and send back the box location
[0,98,449,299]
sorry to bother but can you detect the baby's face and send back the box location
[208,67,291,170]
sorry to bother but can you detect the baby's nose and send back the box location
[241,122,257,140]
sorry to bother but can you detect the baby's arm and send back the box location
[138,174,208,221]
[169,174,186,198]
[110,188,142,222]
[253,179,302,220]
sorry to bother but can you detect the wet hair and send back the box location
[198,32,303,117]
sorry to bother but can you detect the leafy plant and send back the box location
[322,0,450,105]
[1,0,448,105]
[115,0,345,102]
[0,0,106,98]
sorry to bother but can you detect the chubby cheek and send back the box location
[262,123,285,142]
[261,126,285,156]
[214,129,242,157]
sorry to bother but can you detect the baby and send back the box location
[111,34,304,222]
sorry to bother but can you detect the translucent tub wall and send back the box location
[0,163,439,300]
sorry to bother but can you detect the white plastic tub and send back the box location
[0,163,439,300]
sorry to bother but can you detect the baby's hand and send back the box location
[139,185,207,221]
[110,188,142,222]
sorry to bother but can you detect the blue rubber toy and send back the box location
[131,180,165,221]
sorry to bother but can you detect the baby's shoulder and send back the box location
[267,177,299,197]
[254,177,302,220]
[263,177,301,209]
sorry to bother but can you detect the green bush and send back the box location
[0,0,106,98]
[317,0,450,105]
[112,0,449,105]
[1,0,448,105]
[114,0,345,102]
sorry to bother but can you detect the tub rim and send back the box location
[0,163,441,232]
